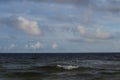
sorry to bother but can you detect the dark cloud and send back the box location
[92,0,120,13]
[31,0,120,13]
[30,0,91,5]
[1,0,120,13]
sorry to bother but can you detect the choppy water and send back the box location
[0,53,120,80]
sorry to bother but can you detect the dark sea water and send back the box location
[0,53,120,80]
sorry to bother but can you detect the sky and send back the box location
[0,0,120,53]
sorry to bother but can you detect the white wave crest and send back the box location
[57,64,79,70]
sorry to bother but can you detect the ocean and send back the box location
[0,53,119,80]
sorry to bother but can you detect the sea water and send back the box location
[0,53,119,80]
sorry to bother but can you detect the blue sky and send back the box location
[0,0,120,53]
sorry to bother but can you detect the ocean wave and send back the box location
[79,60,120,70]
[56,64,79,70]
[29,60,120,72]
[29,64,93,71]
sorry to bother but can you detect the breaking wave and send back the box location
[56,64,79,70]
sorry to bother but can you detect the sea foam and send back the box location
[56,64,79,70]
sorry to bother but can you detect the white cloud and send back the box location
[0,16,42,36]
[95,27,111,39]
[52,42,58,49]
[30,42,41,49]
[77,25,112,40]
[77,25,86,34]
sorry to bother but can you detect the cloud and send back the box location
[4,44,16,50]
[77,25,86,35]
[52,42,58,49]
[3,0,120,13]
[31,42,41,49]
[90,0,120,13]
[0,16,42,36]
[95,27,111,39]
[26,41,41,49]
[67,0,120,13]
[30,0,90,5]
[9,44,16,49]
[77,25,112,40]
